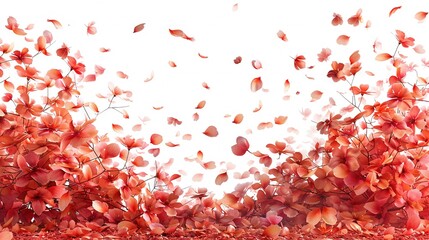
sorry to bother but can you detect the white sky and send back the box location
[4,1,428,197]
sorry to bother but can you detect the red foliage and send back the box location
[1,8,429,239]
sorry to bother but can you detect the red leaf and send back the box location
[347,9,362,26]
[251,60,262,69]
[133,23,145,33]
[215,172,228,185]
[284,79,290,92]
[105,143,120,158]
[332,13,343,26]
[198,53,208,58]
[337,35,350,45]
[59,192,71,211]
[132,156,149,167]
[251,77,263,92]
[234,56,242,64]
[169,29,194,41]
[389,6,401,17]
[349,50,360,64]
[277,30,288,42]
[203,126,218,137]
[93,200,109,213]
[3,80,14,92]
[231,136,250,156]
[168,61,177,67]
[150,134,163,145]
[47,19,62,29]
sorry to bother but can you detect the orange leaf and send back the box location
[321,207,337,225]
[337,35,350,45]
[251,77,263,92]
[306,208,322,225]
[132,156,149,167]
[133,23,145,33]
[93,200,109,213]
[150,134,163,145]
[195,100,206,109]
[415,11,428,22]
[232,114,244,124]
[274,116,288,125]
[264,225,281,238]
[375,53,392,61]
[203,125,218,137]
[3,80,14,92]
[277,30,288,41]
[389,6,401,17]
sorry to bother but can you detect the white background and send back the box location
[4,1,428,197]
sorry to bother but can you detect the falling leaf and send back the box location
[311,90,323,102]
[414,44,425,54]
[251,60,262,69]
[99,47,111,52]
[251,77,263,92]
[257,122,273,130]
[233,114,244,124]
[317,48,331,62]
[347,8,362,26]
[202,82,210,89]
[375,53,392,61]
[198,53,208,58]
[332,13,343,26]
[169,29,194,41]
[293,55,306,70]
[232,3,238,11]
[349,50,360,64]
[274,116,288,125]
[47,19,62,29]
[117,71,128,79]
[133,23,145,33]
[336,35,350,45]
[389,6,401,17]
[215,172,228,185]
[150,134,163,145]
[416,11,428,22]
[168,61,177,67]
[277,30,288,41]
[195,100,206,109]
[86,21,97,35]
[231,136,250,156]
[253,100,263,112]
[192,173,204,182]
[234,56,242,64]
[193,112,199,121]
[284,79,290,92]
[203,126,218,137]
[112,124,123,133]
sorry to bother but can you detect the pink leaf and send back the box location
[336,35,350,45]
[310,90,323,102]
[251,60,262,69]
[277,30,288,42]
[231,136,250,156]
[47,19,62,29]
[215,172,228,185]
